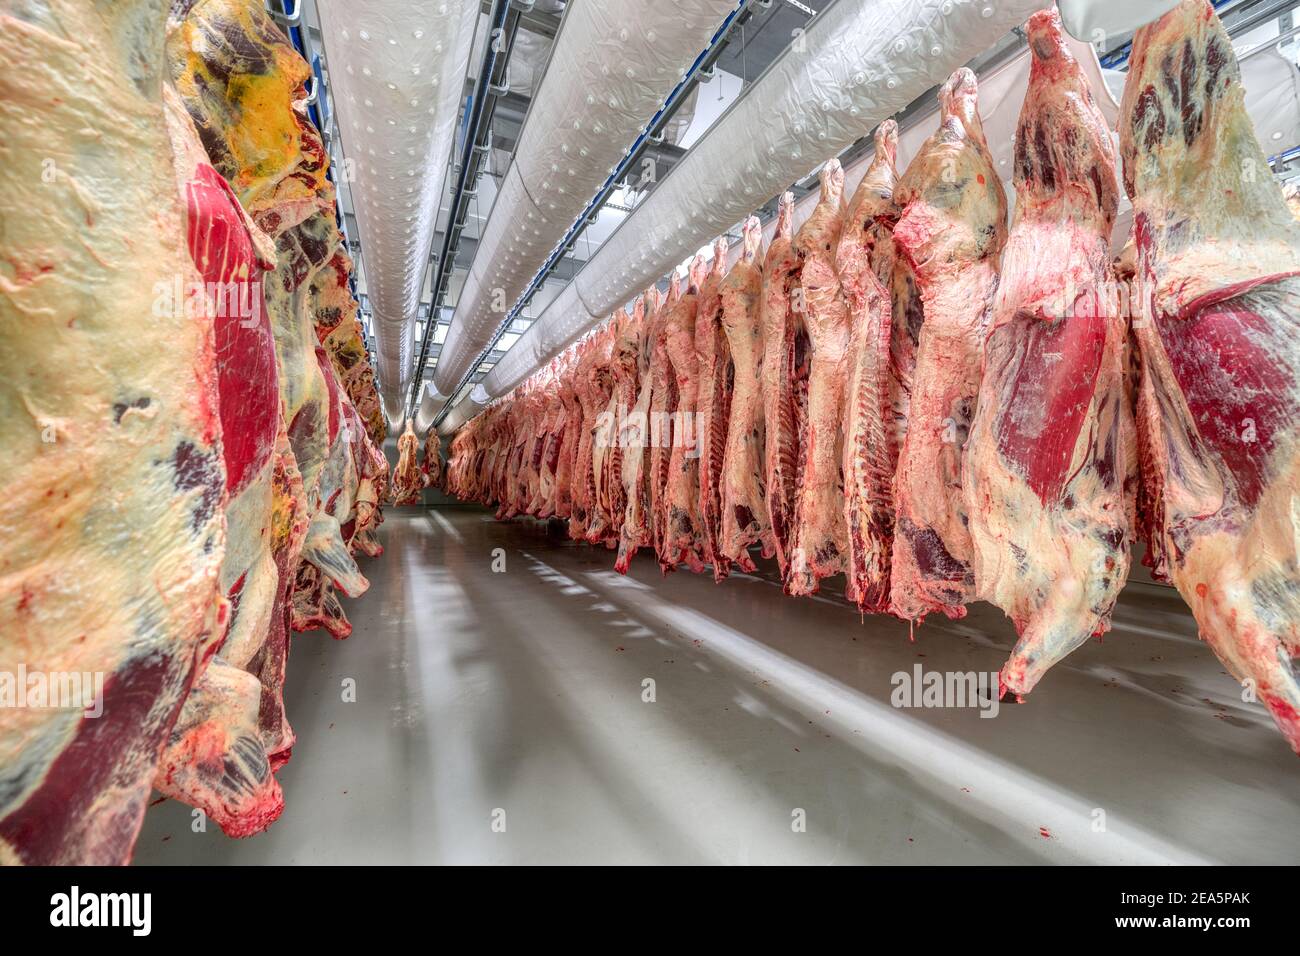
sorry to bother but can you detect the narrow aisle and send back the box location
[135,508,1300,864]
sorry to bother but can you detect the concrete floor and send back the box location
[134,506,1300,865]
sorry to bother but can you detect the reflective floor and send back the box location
[134,507,1300,864]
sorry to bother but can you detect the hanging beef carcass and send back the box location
[695,240,732,580]
[422,428,444,492]
[840,122,904,613]
[539,359,575,518]
[393,419,423,505]
[170,0,368,677]
[616,289,663,572]
[762,193,806,582]
[662,256,709,573]
[150,82,289,836]
[570,331,613,540]
[889,68,1008,622]
[0,0,228,864]
[591,315,627,545]
[719,217,773,569]
[649,275,684,563]
[788,160,850,595]
[964,9,1134,696]
[313,247,386,447]
[602,305,643,546]
[1121,0,1300,752]
[553,349,581,520]
[291,348,371,638]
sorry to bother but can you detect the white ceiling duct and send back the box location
[437,393,485,436]
[1055,0,1180,42]
[479,0,1050,402]
[430,0,743,398]
[318,0,479,416]
[413,382,452,434]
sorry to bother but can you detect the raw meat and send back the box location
[964,8,1134,695]
[890,68,1008,622]
[788,159,850,595]
[152,82,286,836]
[616,289,662,573]
[719,216,773,569]
[662,256,709,573]
[170,0,371,647]
[589,317,624,545]
[649,275,683,564]
[313,246,386,447]
[695,239,732,580]
[761,193,806,581]
[839,122,903,613]
[1121,0,1300,751]
[422,429,443,491]
[571,328,615,541]
[393,419,423,505]
[0,0,227,864]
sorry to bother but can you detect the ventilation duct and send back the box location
[413,382,452,434]
[430,0,743,398]
[476,0,1049,404]
[437,390,487,437]
[318,0,479,416]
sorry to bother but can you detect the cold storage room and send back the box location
[1,0,1298,872]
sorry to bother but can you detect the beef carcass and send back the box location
[1121,0,1300,751]
[571,329,615,541]
[422,428,444,492]
[964,9,1134,695]
[170,0,369,650]
[590,316,625,545]
[889,68,1008,622]
[761,193,806,580]
[788,160,850,595]
[0,0,227,864]
[393,419,423,505]
[616,289,663,572]
[312,246,386,447]
[695,239,732,580]
[662,256,709,573]
[719,217,773,569]
[151,81,288,836]
[291,347,371,638]
[649,275,683,563]
[839,122,903,613]
[603,304,645,549]
[553,350,580,520]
